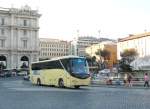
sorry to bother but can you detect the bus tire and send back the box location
[74,85,80,89]
[58,79,64,88]
[37,79,41,86]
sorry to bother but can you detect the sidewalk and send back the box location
[90,80,150,89]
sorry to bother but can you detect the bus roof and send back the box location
[32,55,85,64]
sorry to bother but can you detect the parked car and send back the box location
[0,70,12,77]
[4,71,12,77]
[0,72,5,77]
[112,78,124,85]
[17,71,28,76]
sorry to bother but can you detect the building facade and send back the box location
[0,6,41,69]
[117,32,150,60]
[39,38,71,60]
[71,36,115,57]
[71,36,100,56]
[118,32,150,70]
[85,41,117,68]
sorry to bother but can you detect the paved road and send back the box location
[0,77,150,109]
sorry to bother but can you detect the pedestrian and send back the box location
[144,73,149,87]
[124,74,128,87]
[127,74,132,87]
[123,79,127,86]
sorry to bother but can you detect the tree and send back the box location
[119,58,132,72]
[85,55,97,66]
[86,56,92,66]
[120,48,138,63]
[95,49,111,69]
[92,56,97,65]
[119,48,138,72]
[95,49,110,60]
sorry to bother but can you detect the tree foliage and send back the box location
[86,56,98,66]
[95,49,111,69]
[120,48,138,58]
[119,48,138,72]
[118,58,132,72]
[95,49,110,60]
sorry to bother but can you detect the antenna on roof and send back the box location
[77,29,79,37]
[11,4,14,8]
[98,30,101,42]
[98,30,101,38]
[36,6,39,12]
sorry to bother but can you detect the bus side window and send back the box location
[60,59,70,72]
[33,70,37,75]
[66,64,71,72]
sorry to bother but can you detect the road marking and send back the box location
[3,80,149,93]
[2,80,25,88]
[1,80,92,92]
[10,87,90,92]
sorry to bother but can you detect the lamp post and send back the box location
[98,30,102,70]
[98,30,101,38]
[91,42,93,66]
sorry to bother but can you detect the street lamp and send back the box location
[98,30,102,70]
[90,42,93,66]
[99,44,102,70]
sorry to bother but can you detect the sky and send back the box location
[0,0,150,41]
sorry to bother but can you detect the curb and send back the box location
[90,84,150,89]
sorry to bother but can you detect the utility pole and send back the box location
[98,30,102,70]
[98,30,101,39]
[75,30,79,56]
[77,29,79,37]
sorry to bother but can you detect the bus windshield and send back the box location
[71,58,89,74]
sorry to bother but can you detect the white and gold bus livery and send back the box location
[30,56,90,88]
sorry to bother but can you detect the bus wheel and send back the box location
[74,85,80,89]
[58,79,64,88]
[37,79,41,86]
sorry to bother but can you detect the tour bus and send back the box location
[30,56,91,88]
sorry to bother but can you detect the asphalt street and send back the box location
[0,77,150,109]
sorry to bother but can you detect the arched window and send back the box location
[0,55,7,69]
[20,56,29,68]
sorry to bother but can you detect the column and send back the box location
[10,14,14,69]
[17,53,20,69]
[10,14,14,50]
